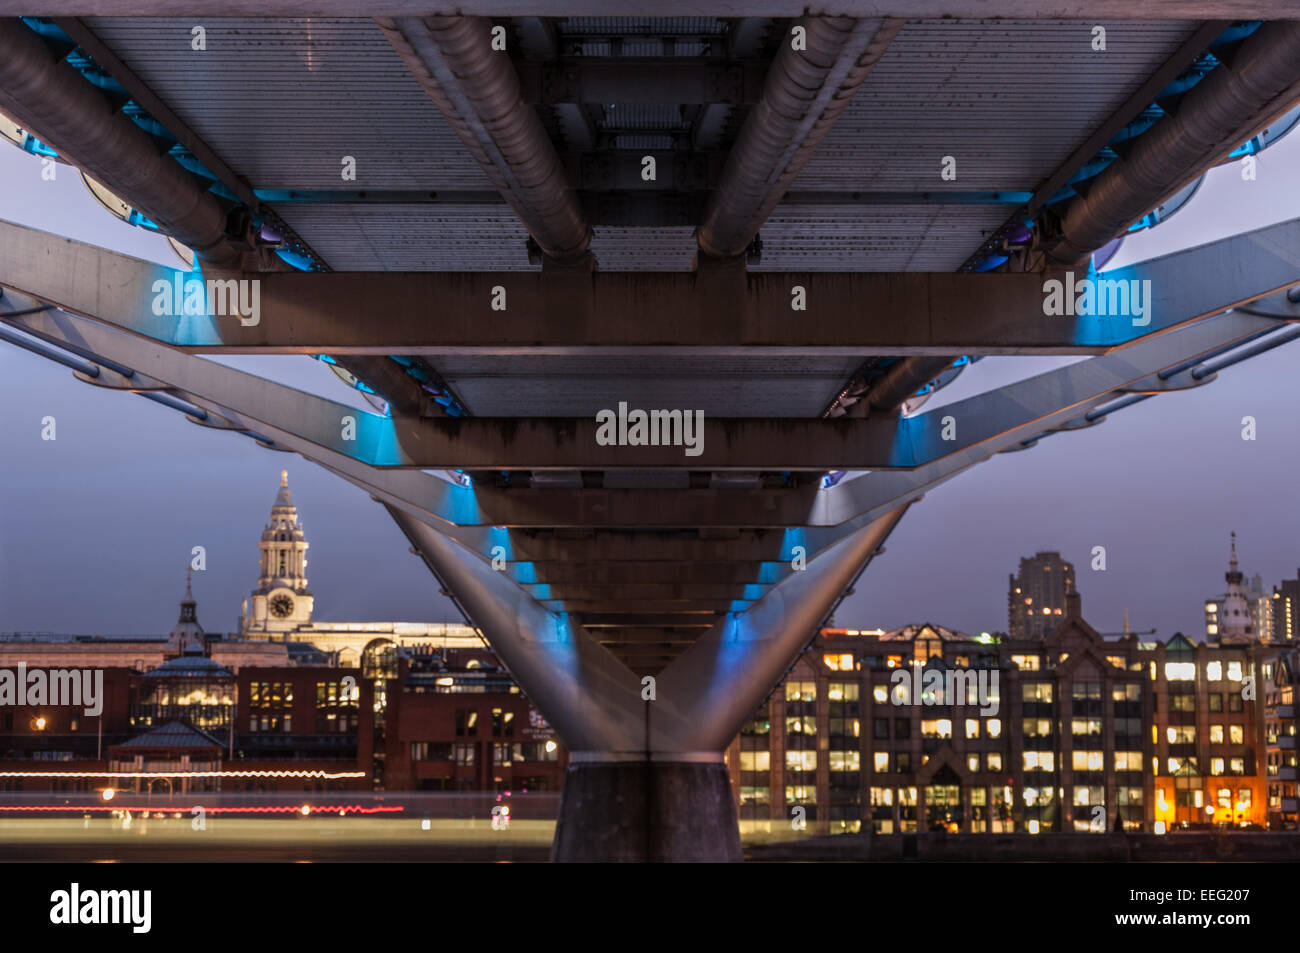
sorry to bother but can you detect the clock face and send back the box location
[269,594,295,619]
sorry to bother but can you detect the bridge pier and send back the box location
[552,756,741,862]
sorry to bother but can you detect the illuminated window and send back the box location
[1023,751,1055,771]
[873,752,889,772]
[785,681,816,703]
[1023,718,1053,737]
[1167,726,1196,744]
[986,718,1002,738]
[1113,751,1143,771]
[921,719,952,739]
[739,751,770,772]
[1011,654,1041,672]
[1211,757,1225,774]
[1164,662,1195,681]
[828,750,860,771]
[986,752,1003,772]
[823,653,854,671]
[872,685,888,704]
[1227,661,1244,681]
[1210,725,1224,743]
[967,753,980,773]
[965,719,980,739]
[785,751,817,772]
[1230,725,1244,744]
[1207,661,1223,681]
[1071,718,1102,736]
[1072,750,1104,771]
[1022,682,1053,702]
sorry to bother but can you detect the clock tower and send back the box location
[241,470,314,638]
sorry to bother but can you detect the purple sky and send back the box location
[2,133,1300,640]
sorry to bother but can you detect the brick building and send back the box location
[727,592,1276,835]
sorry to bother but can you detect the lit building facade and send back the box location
[1008,552,1075,639]
[728,594,1272,836]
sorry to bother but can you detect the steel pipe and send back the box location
[697,16,902,259]
[0,19,238,265]
[376,16,590,264]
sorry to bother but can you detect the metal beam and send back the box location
[375,16,590,264]
[698,16,903,258]
[8,217,1300,357]
[8,4,1296,16]
[516,60,766,106]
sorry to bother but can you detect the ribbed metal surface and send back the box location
[589,226,697,271]
[558,18,728,36]
[275,205,536,271]
[753,204,1012,271]
[84,17,492,190]
[434,355,861,417]
[599,104,689,131]
[797,19,1203,191]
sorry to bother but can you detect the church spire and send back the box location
[1220,531,1254,643]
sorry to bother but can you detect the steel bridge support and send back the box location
[389,503,907,861]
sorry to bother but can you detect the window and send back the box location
[986,718,1002,739]
[894,752,911,773]
[786,716,816,736]
[986,752,1003,772]
[965,719,980,739]
[455,708,478,737]
[1071,718,1102,736]
[967,754,980,773]
[873,718,890,739]
[1113,751,1143,771]
[1210,725,1225,743]
[1169,694,1195,712]
[1165,662,1195,681]
[739,751,770,772]
[492,742,513,766]
[453,743,475,766]
[1023,751,1055,771]
[1023,718,1053,737]
[1167,726,1196,744]
[1012,654,1041,671]
[785,681,816,703]
[828,751,860,772]
[1227,661,1244,682]
[1112,684,1140,702]
[872,685,888,704]
[1229,694,1244,713]
[920,719,952,739]
[1208,693,1223,712]
[1207,661,1223,681]
[491,707,515,738]
[1230,725,1244,745]
[894,718,911,739]
[1072,682,1101,701]
[1230,758,1246,775]
[873,752,889,772]
[823,653,855,671]
[1022,683,1053,702]
[1211,757,1225,775]
[1072,750,1104,771]
[785,751,816,773]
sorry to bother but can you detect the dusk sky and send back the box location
[2,130,1299,641]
